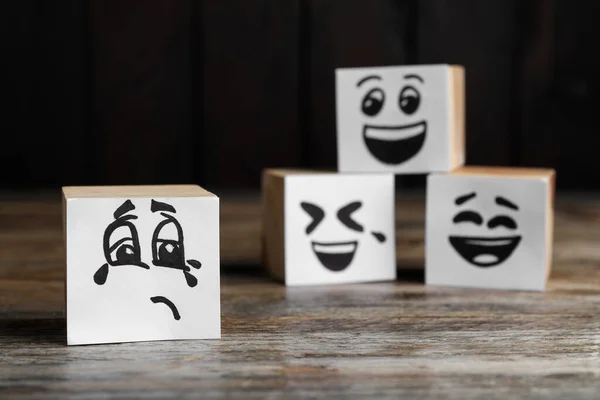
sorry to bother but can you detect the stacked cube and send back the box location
[263,64,555,291]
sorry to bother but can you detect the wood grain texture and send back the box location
[261,170,286,281]
[91,0,193,185]
[2,1,599,191]
[546,0,600,188]
[305,0,416,169]
[514,0,557,170]
[416,0,522,166]
[1,191,600,398]
[200,0,302,188]
[1,1,91,187]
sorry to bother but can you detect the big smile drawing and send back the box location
[363,120,427,165]
[311,240,358,272]
[449,235,522,268]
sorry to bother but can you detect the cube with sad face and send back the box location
[426,167,556,291]
[63,185,220,345]
[262,169,396,286]
[336,64,465,174]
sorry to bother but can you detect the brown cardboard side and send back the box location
[449,65,466,169]
[545,171,556,283]
[450,166,556,179]
[62,185,215,199]
[261,169,286,282]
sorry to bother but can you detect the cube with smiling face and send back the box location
[336,64,465,174]
[262,169,396,286]
[426,167,556,291]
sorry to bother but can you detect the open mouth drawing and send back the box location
[363,120,427,165]
[449,235,522,268]
[311,240,358,272]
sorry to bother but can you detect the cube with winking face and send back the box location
[262,169,396,286]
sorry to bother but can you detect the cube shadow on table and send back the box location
[426,167,556,291]
[262,169,396,286]
[62,185,220,345]
[336,64,465,174]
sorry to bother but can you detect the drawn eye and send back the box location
[109,228,137,264]
[96,201,149,285]
[104,215,141,265]
[487,215,518,230]
[300,202,325,235]
[361,88,385,116]
[337,201,364,232]
[152,215,185,267]
[103,216,141,266]
[453,211,483,226]
[399,86,420,115]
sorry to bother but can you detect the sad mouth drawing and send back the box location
[358,74,426,165]
[300,201,386,272]
[449,192,522,268]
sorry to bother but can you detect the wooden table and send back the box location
[1,191,600,399]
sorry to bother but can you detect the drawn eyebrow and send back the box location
[151,199,176,214]
[455,192,476,206]
[113,199,135,219]
[404,74,424,83]
[357,75,382,87]
[495,196,519,211]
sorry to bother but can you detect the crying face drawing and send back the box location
[93,199,202,320]
[300,200,387,272]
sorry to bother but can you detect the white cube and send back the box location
[262,169,396,286]
[336,64,465,174]
[63,185,220,345]
[426,167,555,291]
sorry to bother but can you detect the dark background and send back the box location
[2,0,597,190]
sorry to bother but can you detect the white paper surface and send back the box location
[426,174,551,291]
[336,64,455,174]
[284,173,396,286]
[66,196,220,345]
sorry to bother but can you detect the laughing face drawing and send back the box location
[449,192,522,268]
[357,73,426,165]
[300,201,386,272]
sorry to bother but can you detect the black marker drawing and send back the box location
[337,201,364,232]
[356,75,382,87]
[371,231,387,243]
[359,74,427,165]
[495,196,519,211]
[361,88,385,117]
[300,200,386,272]
[151,200,202,288]
[150,296,181,320]
[311,240,359,272]
[94,199,204,320]
[94,200,149,285]
[300,202,325,234]
[455,192,476,205]
[449,193,522,268]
